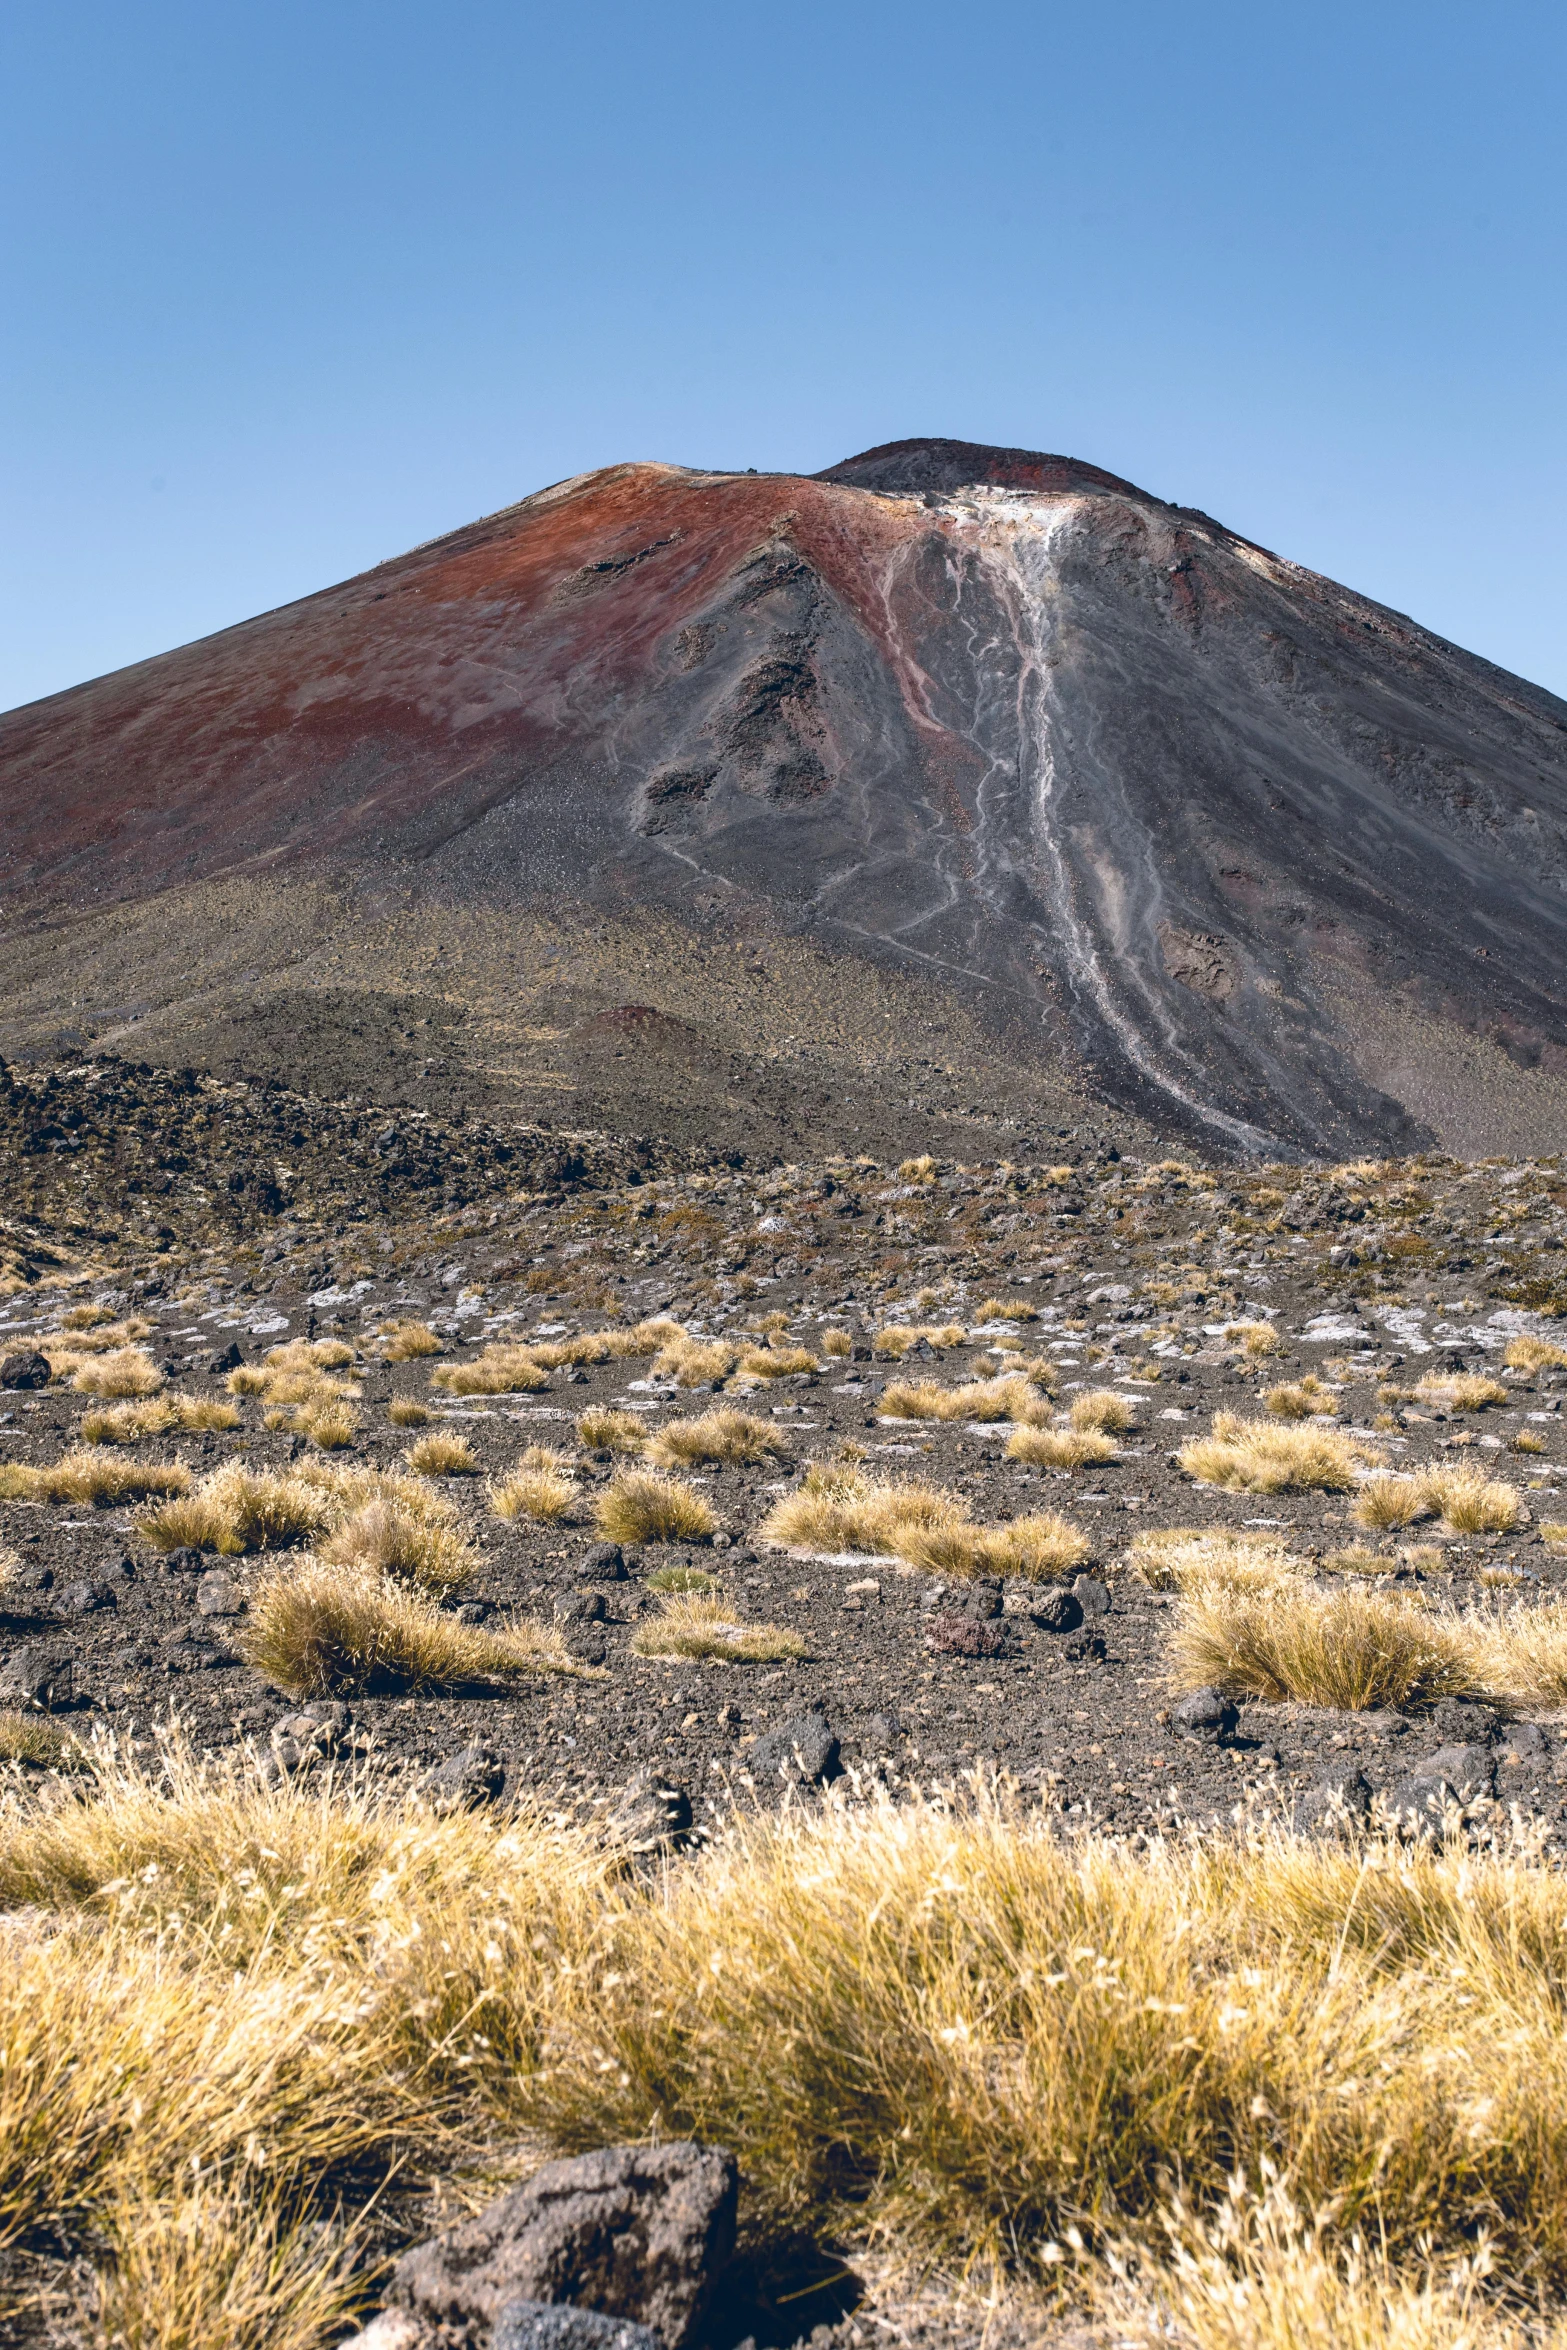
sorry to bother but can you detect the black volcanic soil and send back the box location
[5,1076,1567,1845]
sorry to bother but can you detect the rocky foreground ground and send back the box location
[3,1051,1567,1848]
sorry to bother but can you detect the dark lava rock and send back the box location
[1497,1720,1550,1768]
[422,1745,506,1812]
[61,1578,117,1615]
[556,1590,607,1626]
[749,1706,841,1785]
[207,1340,244,1374]
[161,1546,206,1574]
[580,1542,627,1582]
[1381,1772,1464,1837]
[196,1572,243,1617]
[1027,1587,1084,1635]
[494,2306,660,2350]
[1073,1574,1112,1618]
[0,1350,50,1390]
[1364,1710,1412,1740]
[393,2141,738,2349]
[1297,1770,1372,1838]
[1170,1687,1239,1745]
[920,1577,1000,1618]
[0,1647,74,1708]
[1430,1697,1500,1743]
[1419,1742,1494,1798]
[867,1710,904,1746]
[927,1611,1009,1658]
[605,1770,694,1853]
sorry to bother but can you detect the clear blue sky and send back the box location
[3,0,1563,712]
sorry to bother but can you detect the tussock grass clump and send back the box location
[432,1345,549,1396]
[1505,1334,1567,1373]
[761,1465,959,1558]
[1420,1467,1522,1534]
[243,1560,581,1696]
[1179,1412,1381,1493]
[595,1470,717,1545]
[1513,1428,1547,1454]
[653,1335,737,1386]
[1323,1544,1400,1575]
[1069,1389,1137,1433]
[630,1594,806,1663]
[974,1296,1039,1324]
[645,1564,720,1594]
[649,1409,787,1468]
[405,1431,481,1478]
[1004,1424,1115,1468]
[15,1763,1567,2335]
[900,1512,1090,1581]
[730,1341,818,1385]
[316,1498,476,1597]
[79,1395,240,1444]
[378,1320,442,1360]
[0,1449,192,1507]
[229,1341,361,1412]
[879,1373,1047,1426]
[65,1345,164,1399]
[265,1401,359,1450]
[1224,1319,1282,1358]
[872,1323,969,1359]
[532,1322,678,1368]
[387,1396,430,1427]
[140,1464,327,1555]
[577,1406,648,1455]
[1125,1526,1305,1593]
[1415,1372,1510,1412]
[820,1330,854,1358]
[1173,1580,1479,1711]
[0,1711,86,1768]
[1353,1473,1432,1530]
[1263,1375,1338,1420]
[490,1449,577,1524]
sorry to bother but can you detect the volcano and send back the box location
[4,435,1567,1161]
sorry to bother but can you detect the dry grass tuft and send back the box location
[577,1406,649,1455]
[0,1710,87,1768]
[378,1319,442,1360]
[405,1431,481,1478]
[974,1296,1039,1324]
[432,1345,548,1396]
[1513,1429,1547,1454]
[873,1323,968,1358]
[1125,1526,1304,1593]
[316,1498,476,1597]
[1069,1389,1138,1433]
[1505,1334,1567,1373]
[1263,1376,1338,1420]
[649,1409,787,1468]
[386,1396,430,1427]
[820,1330,854,1357]
[653,1334,737,1386]
[1173,1579,1480,1711]
[1179,1413,1381,1493]
[900,1512,1091,1581]
[490,1450,577,1524]
[140,1464,327,1555]
[730,1341,818,1385]
[1322,1544,1401,1575]
[1224,1319,1282,1358]
[79,1395,240,1444]
[0,1448,192,1507]
[595,1470,717,1545]
[630,1593,806,1663]
[1415,1372,1510,1412]
[243,1559,582,1696]
[265,1401,359,1450]
[1353,1474,1433,1530]
[1004,1425,1116,1468]
[1419,1467,1522,1534]
[879,1372,1047,1426]
[645,1564,720,1595]
[761,1465,960,1558]
[67,1345,164,1399]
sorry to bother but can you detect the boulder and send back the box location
[749,1706,840,1785]
[1027,1587,1084,1635]
[604,1770,693,1853]
[0,1647,74,1709]
[495,2308,659,2350]
[196,1572,243,1617]
[579,1543,628,1582]
[0,1350,50,1390]
[1072,1575,1112,1618]
[1170,1686,1238,1745]
[423,1745,506,1813]
[1296,1771,1372,1838]
[392,2142,737,2349]
[926,1611,1009,1659]
[61,1578,117,1615]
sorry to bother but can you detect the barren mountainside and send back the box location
[4,435,1567,1161]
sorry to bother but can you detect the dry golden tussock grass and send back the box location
[648,1408,787,1468]
[79,1395,239,1443]
[760,1464,959,1557]
[316,1498,476,1597]
[242,1559,583,1696]
[730,1341,818,1384]
[0,1448,191,1507]
[0,1710,86,1769]
[63,1344,164,1399]
[14,1761,1567,2340]
[1415,1372,1510,1412]
[576,1405,648,1455]
[652,1334,736,1385]
[264,1401,359,1450]
[1263,1376,1338,1420]
[405,1430,480,1477]
[431,1344,549,1395]
[140,1464,328,1555]
[1513,1429,1547,1454]
[1173,1580,1482,1711]
[820,1329,854,1357]
[595,1470,717,1545]
[490,1452,577,1524]
[1224,1319,1282,1358]
[1505,1334,1567,1373]
[1179,1412,1381,1492]
[386,1396,429,1427]
[1354,1473,1433,1530]
[377,1319,442,1360]
[899,1512,1090,1581]
[974,1295,1039,1323]
[872,1323,968,1358]
[629,1593,806,1663]
[879,1372,1047,1425]
[1004,1424,1115,1468]
[1322,1544,1401,1575]
[1125,1526,1305,1593]
[1420,1467,1522,1534]
[1069,1389,1138,1433]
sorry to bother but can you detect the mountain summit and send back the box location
[3,438,1566,1159]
